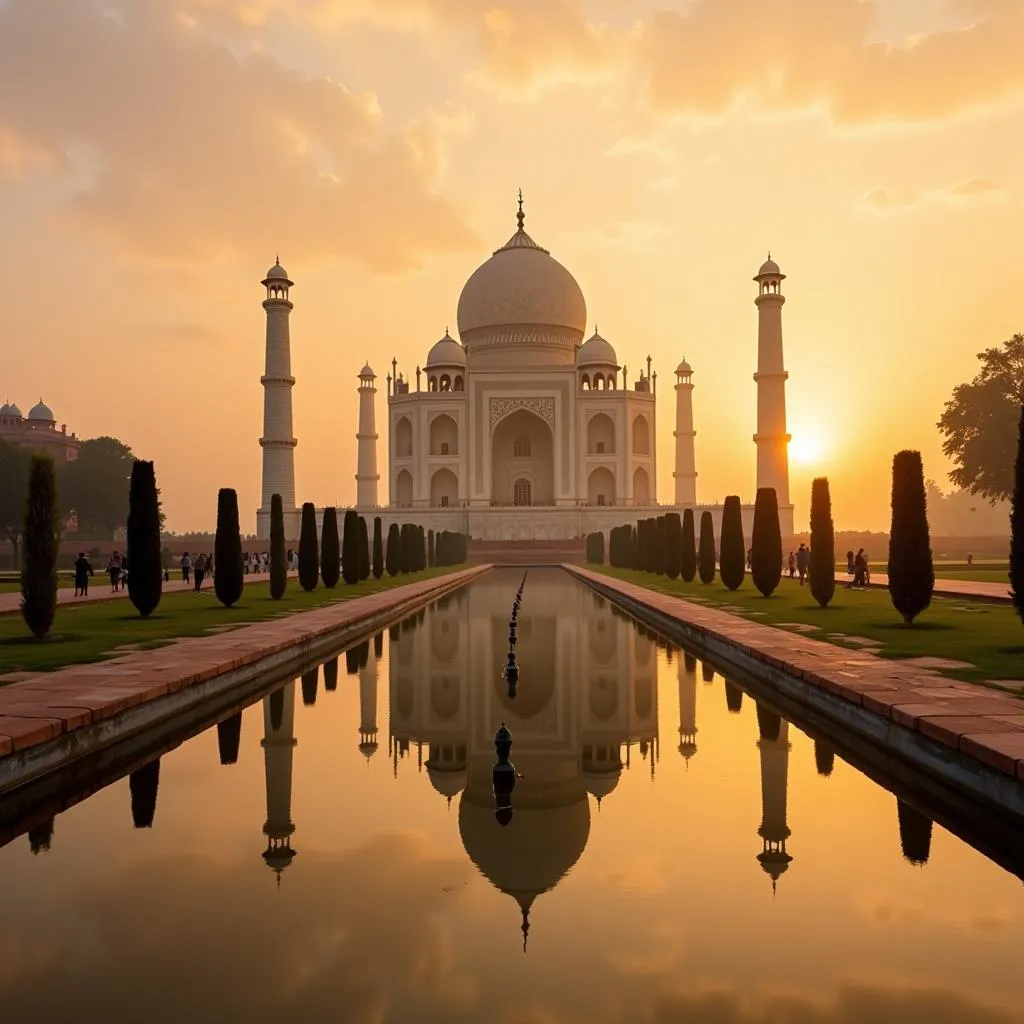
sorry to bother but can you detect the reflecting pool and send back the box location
[2,569,1023,1023]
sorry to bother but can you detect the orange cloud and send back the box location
[857,178,1006,215]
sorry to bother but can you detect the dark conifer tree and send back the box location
[341,509,359,585]
[269,493,287,600]
[400,523,412,573]
[630,525,638,569]
[28,819,54,854]
[655,515,669,575]
[1010,406,1024,620]
[719,495,745,591]
[214,488,244,608]
[697,510,716,584]
[808,477,835,609]
[372,516,384,579]
[386,522,401,576]
[20,454,59,638]
[680,508,697,583]
[217,712,242,765]
[126,460,163,617]
[345,646,360,675]
[297,502,319,591]
[665,512,682,580]
[320,506,340,588]
[129,758,160,829]
[427,528,435,568]
[750,487,782,597]
[887,450,934,624]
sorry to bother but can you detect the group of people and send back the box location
[179,552,214,591]
[743,543,812,585]
[845,548,871,588]
[105,551,128,592]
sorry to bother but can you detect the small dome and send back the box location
[578,330,618,367]
[358,363,376,379]
[265,259,290,280]
[755,255,784,279]
[676,359,692,376]
[427,764,467,799]
[426,330,466,368]
[28,399,54,422]
[582,767,621,801]
[5,402,23,418]
[0,401,12,416]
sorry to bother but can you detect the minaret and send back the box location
[257,258,298,540]
[677,650,698,763]
[673,359,697,506]
[753,255,791,513]
[358,654,379,760]
[755,704,792,892]
[356,363,379,508]
[261,681,298,880]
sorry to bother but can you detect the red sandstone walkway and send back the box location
[0,566,487,764]
[833,570,1010,602]
[571,565,1024,784]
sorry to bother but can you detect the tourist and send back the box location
[207,553,215,580]
[286,548,293,571]
[181,551,191,584]
[787,551,796,578]
[845,550,855,576]
[107,551,123,592]
[847,549,868,588]
[194,553,206,591]
[73,552,94,597]
[967,552,973,566]
[796,543,809,586]
[746,547,752,569]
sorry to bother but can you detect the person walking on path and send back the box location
[107,552,123,592]
[787,551,796,579]
[181,551,191,585]
[73,552,94,597]
[796,543,809,586]
[193,553,206,592]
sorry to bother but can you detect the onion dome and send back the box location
[5,402,23,418]
[676,358,692,376]
[425,329,466,367]
[426,764,467,805]
[28,399,54,422]
[265,258,289,279]
[0,401,12,417]
[358,362,376,379]
[582,767,621,802]
[755,254,785,280]
[577,329,619,368]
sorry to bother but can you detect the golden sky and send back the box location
[0,0,1021,533]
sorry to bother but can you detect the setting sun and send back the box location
[790,435,826,466]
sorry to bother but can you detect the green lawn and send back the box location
[932,569,1010,584]
[595,566,1024,687]
[0,567,462,675]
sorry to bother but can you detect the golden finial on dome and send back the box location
[517,188,525,232]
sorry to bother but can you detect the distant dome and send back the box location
[426,330,466,368]
[755,256,784,279]
[676,359,692,375]
[577,330,618,367]
[427,764,467,800]
[28,399,54,422]
[358,362,376,379]
[5,402,23,418]
[0,401,12,417]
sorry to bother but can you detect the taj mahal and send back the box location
[256,195,794,541]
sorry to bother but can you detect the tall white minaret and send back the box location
[755,704,792,893]
[358,651,379,760]
[672,359,697,506]
[257,258,298,540]
[356,364,379,509]
[753,255,791,513]
[262,680,298,881]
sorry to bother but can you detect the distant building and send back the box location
[0,398,80,463]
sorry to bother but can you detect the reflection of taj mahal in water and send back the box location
[253,575,797,944]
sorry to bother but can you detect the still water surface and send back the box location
[2,569,1023,1023]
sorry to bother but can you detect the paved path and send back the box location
[571,566,1024,786]
[834,570,1010,602]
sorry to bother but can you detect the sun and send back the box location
[790,434,826,465]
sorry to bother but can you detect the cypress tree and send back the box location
[724,680,743,714]
[129,758,160,829]
[1010,406,1024,620]
[297,502,319,591]
[214,487,244,608]
[374,631,384,658]
[341,510,360,585]
[127,459,163,617]
[809,477,836,609]
[887,450,934,625]
[655,515,669,575]
[719,495,745,591]
[897,799,933,866]
[386,522,401,576]
[750,487,782,598]
[427,528,435,568]
[814,738,835,777]
[681,508,697,583]
[372,516,384,579]
[639,519,651,571]
[320,506,340,588]
[400,523,413,573]
[630,525,638,569]
[358,515,371,579]
[665,512,682,580]
[20,454,59,639]
[586,532,605,565]
[323,656,339,692]
[217,713,242,765]
[698,510,716,584]
[269,493,287,599]
[301,667,318,706]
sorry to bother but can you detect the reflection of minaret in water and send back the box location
[359,651,379,761]
[262,682,298,881]
[755,703,792,893]
[677,653,698,763]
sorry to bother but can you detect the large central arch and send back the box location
[490,407,555,506]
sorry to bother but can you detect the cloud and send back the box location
[634,0,1024,126]
[0,0,478,271]
[857,178,1006,215]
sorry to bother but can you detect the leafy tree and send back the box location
[809,477,836,609]
[680,508,697,583]
[888,450,935,625]
[750,487,782,597]
[269,493,287,599]
[57,436,137,539]
[297,502,319,591]
[0,438,30,566]
[719,496,745,591]
[372,517,384,579]
[358,515,371,580]
[21,454,59,638]
[665,513,682,579]
[386,522,401,575]
[342,510,360,585]
[321,507,340,588]
[698,510,716,584]
[1013,406,1024,621]
[127,460,163,616]
[214,488,244,608]
[427,528,434,568]
[937,333,1024,502]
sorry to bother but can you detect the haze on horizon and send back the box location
[0,0,1020,534]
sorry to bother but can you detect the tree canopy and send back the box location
[58,436,137,538]
[937,333,1024,502]
[0,439,31,556]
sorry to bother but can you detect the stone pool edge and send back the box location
[0,565,490,796]
[566,564,1024,819]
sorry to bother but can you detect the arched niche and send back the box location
[589,675,618,720]
[491,408,554,506]
[395,416,413,458]
[588,466,615,506]
[587,413,615,454]
[632,466,650,505]
[429,676,460,720]
[430,467,458,508]
[429,414,458,456]
[632,415,650,455]
[395,469,413,508]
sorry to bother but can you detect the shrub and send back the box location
[887,450,934,624]
[298,502,319,591]
[20,454,59,638]
[427,529,434,568]
[321,507,340,587]
[719,496,745,591]
[386,522,401,575]
[372,517,384,579]
[127,460,163,617]
[665,513,682,579]
[213,488,244,608]
[1011,406,1024,621]
[750,487,782,597]
[269,493,287,599]
[809,477,836,609]
[681,508,697,583]
[698,511,716,584]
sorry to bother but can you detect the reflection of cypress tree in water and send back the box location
[724,679,744,714]
[356,639,371,669]
[417,608,426,626]
[683,653,697,673]
[301,668,319,706]
[28,818,54,854]
[373,631,384,659]
[129,758,160,829]
[323,656,339,692]
[269,687,284,732]
[897,798,933,865]
[814,738,835,777]
[345,647,360,675]
[217,712,242,765]
[400,615,416,634]
[701,663,715,684]
[756,703,781,742]
[388,624,401,643]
